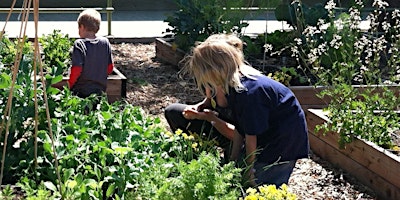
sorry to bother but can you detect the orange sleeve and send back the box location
[107,63,114,75]
[68,66,82,88]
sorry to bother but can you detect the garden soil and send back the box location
[112,42,377,199]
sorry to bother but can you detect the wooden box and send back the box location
[155,37,186,68]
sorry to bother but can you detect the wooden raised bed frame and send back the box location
[307,109,400,200]
[155,37,186,68]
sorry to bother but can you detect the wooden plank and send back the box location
[309,132,400,200]
[106,79,121,96]
[290,86,330,106]
[306,109,400,199]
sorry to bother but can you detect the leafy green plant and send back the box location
[0,52,45,184]
[0,35,33,65]
[164,0,251,52]
[316,84,400,149]
[39,29,74,77]
[0,184,16,200]
[267,67,306,86]
[129,152,242,200]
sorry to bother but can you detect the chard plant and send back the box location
[39,29,74,77]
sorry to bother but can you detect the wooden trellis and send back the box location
[0,0,63,197]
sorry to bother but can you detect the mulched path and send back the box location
[112,42,377,199]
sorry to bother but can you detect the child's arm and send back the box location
[68,66,82,88]
[245,134,257,186]
[107,63,114,75]
[230,131,244,161]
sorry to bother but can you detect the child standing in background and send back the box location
[68,8,114,98]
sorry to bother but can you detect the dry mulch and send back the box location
[112,42,377,200]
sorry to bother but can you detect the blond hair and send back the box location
[182,34,262,97]
[77,9,101,33]
[204,33,244,51]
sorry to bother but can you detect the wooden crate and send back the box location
[61,67,126,103]
[105,67,127,103]
[155,37,186,68]
[306,109,400,200]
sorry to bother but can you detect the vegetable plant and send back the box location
[164,0,251,52]
[39,29,74,77]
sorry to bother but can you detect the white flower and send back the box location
[330,34,343,49]
[324,0,336,10]
[263,44,273,53]
[294,38,302,45]
[372,0,389,9]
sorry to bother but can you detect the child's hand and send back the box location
[182,108,218,121]
[51,81,68,90]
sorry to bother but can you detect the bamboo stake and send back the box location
[0,0,32,186]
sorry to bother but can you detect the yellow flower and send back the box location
[243,184,297,200]
[182,133,188,139]
[175,129,183,136]
[191,142,198,149]
[164,131,173,138]
[244,195,258,200]
[246,188,257,195]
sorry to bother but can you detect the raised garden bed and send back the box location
[306,108,400,200]
[59,67,126,103]
[155,37,186,68]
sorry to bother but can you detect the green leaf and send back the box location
[0,73,11,89]
[63,168,75,182]
[101,111,113,120]
[106,183,116,198]
[51,75,64,84]
[65,134,75,141]
[113,146,133,155]
[83,179,98,189]
[44,181,58,192]
[66,180,78,189]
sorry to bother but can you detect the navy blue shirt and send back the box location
[227,75,309,164]
[71,37,113,93]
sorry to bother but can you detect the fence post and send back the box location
[107,0,112,35]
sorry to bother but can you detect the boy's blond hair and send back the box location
[77,9,101,33]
